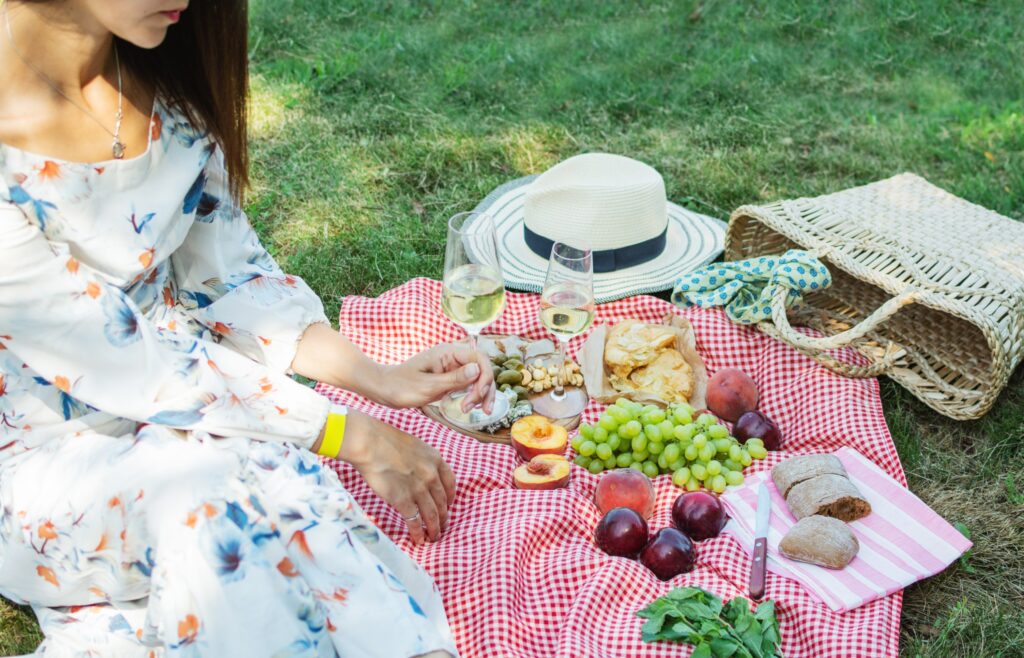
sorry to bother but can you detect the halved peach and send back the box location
[513,454,571,490]
[510,415,568,461]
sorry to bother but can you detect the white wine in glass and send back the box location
[438,212,509,428]
[532,242,594,419]
[441,264,506,334]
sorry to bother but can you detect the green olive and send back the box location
[491,364,503,379]
[502,358,523,370]
[512,385,529,398]
[496,369,524,385]
[499,383,512,392]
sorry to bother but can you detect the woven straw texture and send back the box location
[726,173,1024,420]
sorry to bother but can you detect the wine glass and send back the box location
[438,212,510,428]
[531,242,595,419]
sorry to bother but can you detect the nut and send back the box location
[532,381,544,393]
[521,369,532,385]
[532,368,545,380]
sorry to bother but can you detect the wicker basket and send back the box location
[726,173,1024,420]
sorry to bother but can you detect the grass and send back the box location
[3,0,1022,655]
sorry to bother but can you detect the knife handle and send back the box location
[750,537,767,600]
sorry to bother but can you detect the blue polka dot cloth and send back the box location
[671,249,832,325]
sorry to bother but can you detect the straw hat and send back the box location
[470,153,727,303]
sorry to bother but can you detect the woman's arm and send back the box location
[0,204,329,447]
[291,322,496,412]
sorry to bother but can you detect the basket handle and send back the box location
[759,285,919,377]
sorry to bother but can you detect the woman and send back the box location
[0,1,493,655]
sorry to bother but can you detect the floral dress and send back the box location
[0,100,457,658]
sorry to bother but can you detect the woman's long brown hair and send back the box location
[120,1,250,199]
[24,1,250,198]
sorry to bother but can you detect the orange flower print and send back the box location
[108,496,122,509]
[315,587,349,604]
[185,511,198,528]
[288,530,313,559]
[94,533,108,551]
[53,376,72,393]
[0,375,6,397]
[258,377,273,393]
[202,502,218,518]
[275,406,288,415]
[211,321,232,335]
[36,565,59,588]
[258,336,272,346]
[36,160,61,181]
[85,282,102,299]
[276,557,299,578]
[37,520,58,540]
[177,614,200,645]
[162,286,175,307]
[138,248,155,269]
[66,257,80,274]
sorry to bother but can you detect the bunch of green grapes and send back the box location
[570,398,769,492]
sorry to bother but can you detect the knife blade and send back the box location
[749,481,771,600]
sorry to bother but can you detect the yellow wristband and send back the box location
[317,404,347,459]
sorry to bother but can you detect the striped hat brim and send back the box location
[471,175,728,303]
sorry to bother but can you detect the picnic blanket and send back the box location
[315,278,905,658]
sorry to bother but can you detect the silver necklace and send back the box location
[3,3,126,159]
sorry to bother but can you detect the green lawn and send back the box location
[3,0,1023,655]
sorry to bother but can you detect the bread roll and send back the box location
[780,515,859,569]
[785,473,871,522]
[771,454,847,498]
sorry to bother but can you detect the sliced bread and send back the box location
[779,515,859,569]
[771,454,847,498]
[785,473,871,522]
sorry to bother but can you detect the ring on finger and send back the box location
[403,511,422,523]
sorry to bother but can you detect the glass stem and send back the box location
[553,337,569,398]
[466,331,478,353]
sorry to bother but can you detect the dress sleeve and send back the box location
[0,203,329,448]
[171,148,329,374]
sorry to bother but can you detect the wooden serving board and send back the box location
[419,333,585,444]
[421,391,584,444]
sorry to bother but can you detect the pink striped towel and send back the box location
[720,447,972,612]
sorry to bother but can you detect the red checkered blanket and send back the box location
[316,278,903,658]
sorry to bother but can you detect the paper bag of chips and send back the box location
[578,315,707,408]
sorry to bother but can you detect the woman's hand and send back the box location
[337,410,456,544]
[375,342,496,413]
[291,325,495,412]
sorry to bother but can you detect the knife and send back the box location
[749,481,771,600]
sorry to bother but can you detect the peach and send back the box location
[513,454,571,490]
[594,468,656,519]
[510,415,568,461]
[706,368,759,422]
